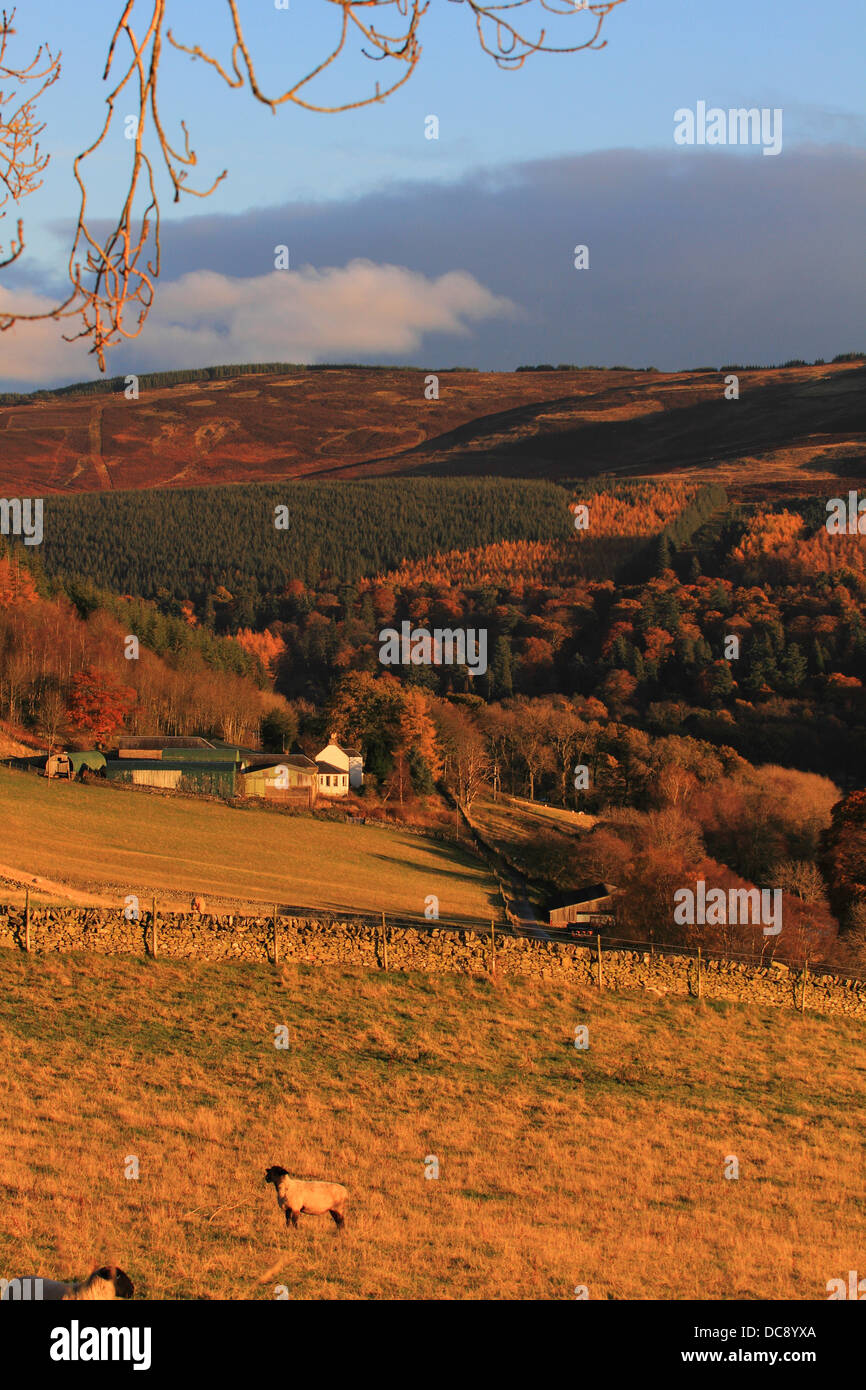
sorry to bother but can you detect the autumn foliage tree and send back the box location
[68,665,136,747]
[0,552,37,608]
[822,791,866,928]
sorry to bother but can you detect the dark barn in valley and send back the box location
[548,883,621,933]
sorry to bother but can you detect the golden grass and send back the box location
[0,768,497,921]
[474,793,596,843]
[0,949,863,1300]
[471,794,596,879]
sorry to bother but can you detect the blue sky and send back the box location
[1,0,863,386]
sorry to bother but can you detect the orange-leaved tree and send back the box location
[68,664,136,747]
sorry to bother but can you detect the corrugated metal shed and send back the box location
[46,750,107,777]
[160,745,242,765]
[104,759,237,796]
[134,768,182,789]
[113,737,241,764]
[69,750,107,774]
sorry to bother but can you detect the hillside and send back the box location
[2,362,863,496]
[0,949,863,1299]
[473,793,598,850]
[0,768,497,921]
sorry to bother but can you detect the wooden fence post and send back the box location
[801,961,808,1014]
[490,917,496,973]
[273,904,279,965]
[381,910,389,971]
[596,933,603,991]
[697,946,703,1000]
[24,887,31,954]
[151,897,158,960]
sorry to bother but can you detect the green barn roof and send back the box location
[67,751,107,772]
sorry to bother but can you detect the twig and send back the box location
[180,1198,255,1224]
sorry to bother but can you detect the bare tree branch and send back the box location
[0,0,628,370]
[0,8,60,269]
[463,0,628,69]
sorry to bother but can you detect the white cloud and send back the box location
[0,260,516,385]
[0,286,96,384]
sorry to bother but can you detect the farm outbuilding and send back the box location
[104,758,237,797]
[115,735,217,751]
[114,737,242,765]
[45,750,106,779]
[238,755,318,806]
[548,883,621,931]
[38,733,361,807]
[159,744,242,765]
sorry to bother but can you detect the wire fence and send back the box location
[186,904,865,984]
[576,933,866,984]
[274,911,865,984]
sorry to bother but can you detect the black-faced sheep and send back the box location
[264,1165,349,1230]
[1,1266,134,1301]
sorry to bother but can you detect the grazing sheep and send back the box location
[265,1165,349,1230]
[1,1266,134,1301]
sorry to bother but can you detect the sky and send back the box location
[0,0,863,389]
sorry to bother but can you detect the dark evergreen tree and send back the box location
[408,747,435,795]
[490,635,513,698]
[781,643,808,691]
[261,708,299,752]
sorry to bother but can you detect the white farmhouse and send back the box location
[315,733,364,798]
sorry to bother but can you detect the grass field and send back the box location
[473,793,597,848]
[0,768,497,922]
[0,949,863,1300]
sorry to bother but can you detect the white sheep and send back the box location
[265,1165,349,1230]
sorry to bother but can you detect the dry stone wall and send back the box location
[1,905,864,1021]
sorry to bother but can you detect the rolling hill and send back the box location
[2,362,863,497]
[0,768,498,922]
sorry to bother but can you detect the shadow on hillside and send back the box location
[335,366,866,481]
[365,839,501,916]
